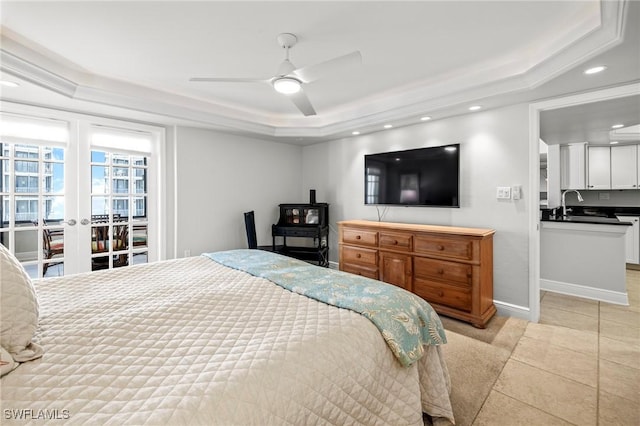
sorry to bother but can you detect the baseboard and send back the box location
[328,260,339,270]
[493,300,532,321]
[540,278,629,306]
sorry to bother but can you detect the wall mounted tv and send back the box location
[364,144,460,207]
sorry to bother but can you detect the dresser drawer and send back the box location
[379,232,412,251]
[413,278,472,312]
[341,263,379,280]
[414,257,472,286]
[414,235,474,261]
[340,245,378,267]
[342,228,378,247]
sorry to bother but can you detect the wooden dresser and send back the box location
[338,220,496,328]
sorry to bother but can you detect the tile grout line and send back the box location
[491,389,581,426]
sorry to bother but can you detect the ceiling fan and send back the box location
[189,33,362,116]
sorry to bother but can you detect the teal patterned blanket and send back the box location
[203,249,446,367]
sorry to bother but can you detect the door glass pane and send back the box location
[133,251,147,265]
[43,196,64,222]
[114,224,129,250]
[43,262,64,278]
[133,168,146,194]
[15,196,38,223]
[92,196,109,216]
[133,225,147,248]
[113,198,128,218]
[112,154,129,166]
[0,231,10,248]
[113,253,129,269]
[133,196,146,219]
[91,150,109,164]
[92,225,109,253]
[44,162,64,193]
[14,229,37,261]
[92,255,109,271]
[91,165,109,193]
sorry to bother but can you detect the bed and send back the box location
[1,246,454,425]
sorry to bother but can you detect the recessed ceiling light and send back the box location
[611,124,624,129]
[352,131,360,136]
[384,124,393,129]
[469,105,482,111]
[584,65,607,75]
[610,141,619,145]
[0,80,20,87]
[420,116,432,121]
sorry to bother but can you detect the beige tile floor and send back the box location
[474,269,640,425]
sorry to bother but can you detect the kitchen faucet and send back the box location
[561,189,584,217]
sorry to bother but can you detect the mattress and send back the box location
[1,255,453,425]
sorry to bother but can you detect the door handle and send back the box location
[80,219,90,225]
[63,219,77,226]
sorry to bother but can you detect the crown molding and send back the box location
[0,49,77,98]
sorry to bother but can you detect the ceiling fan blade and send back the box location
[293,51,362,83]
[289,89,316,116]
[189,77,269,83]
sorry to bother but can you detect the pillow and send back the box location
[0,345,18,377]
[0,243,44,362]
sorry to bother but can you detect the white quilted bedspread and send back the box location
[1,256,453,425]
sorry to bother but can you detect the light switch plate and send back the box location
[512,185,522,200]
[497,186,511,199]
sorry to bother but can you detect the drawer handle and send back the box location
[391,239,398,245]
[356,254,361,258]
[437,269,444,275]
[437,290,444,297]
[437,245,445,251]
[356,235,361,240]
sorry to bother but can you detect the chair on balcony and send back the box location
[91,214,129,269]
[41,222,64,275]
[243,211,283,253]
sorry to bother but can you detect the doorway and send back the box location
[528,82,640,322]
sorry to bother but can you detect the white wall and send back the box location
[170,126,303,258]
[302,103,532,309]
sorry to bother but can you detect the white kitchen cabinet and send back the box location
[587,146,611,189]
[611,145,638,189]
[616,216,639,264]
[560,143,586,189]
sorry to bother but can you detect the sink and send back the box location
[565,216,621,224]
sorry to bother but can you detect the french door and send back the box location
[0,110,163,278]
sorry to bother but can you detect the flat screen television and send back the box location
[364,144,460,207]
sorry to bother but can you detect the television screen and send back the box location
[364,144,460,207]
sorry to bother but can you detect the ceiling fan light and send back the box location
[273,77,301,94]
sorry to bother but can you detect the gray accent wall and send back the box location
[169,126,303,259]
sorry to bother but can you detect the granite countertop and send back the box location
[540,205,640,226]
[542,216,632,226]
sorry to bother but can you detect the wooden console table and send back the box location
[338,220,496,328]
